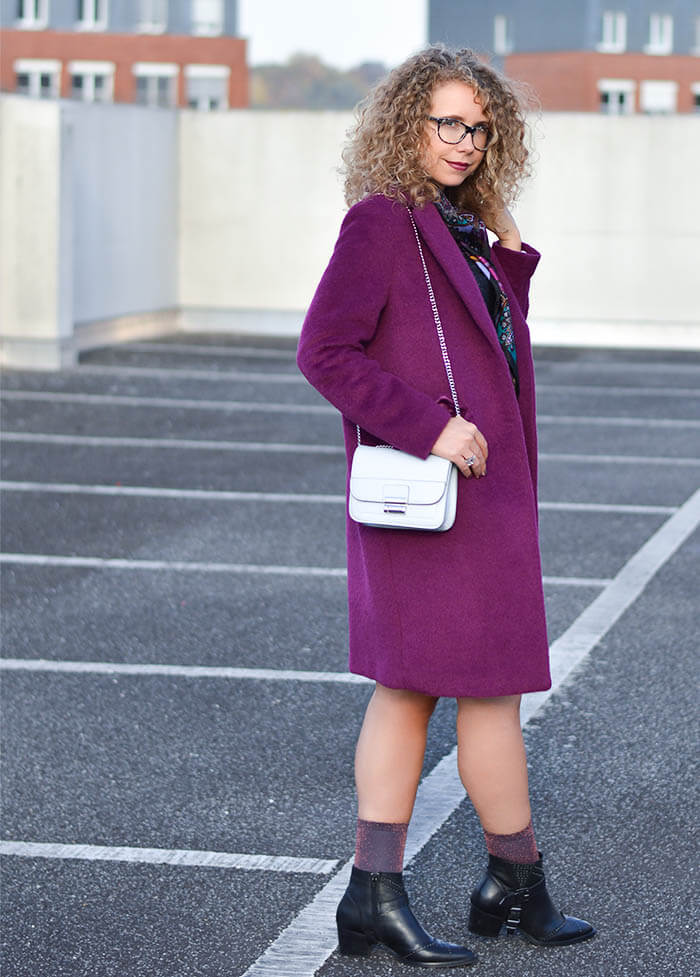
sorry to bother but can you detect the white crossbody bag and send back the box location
[348,209,461,532]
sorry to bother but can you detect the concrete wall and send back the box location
[178,109,700,349]
[0,95,178,367]
[2,97,700,368]
[514,112,700,348]
[0,96,71,368]
[68,100,179,325]
[177,109,349,331]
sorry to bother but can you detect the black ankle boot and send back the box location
[337,866,478,968]
[468,853,595,947]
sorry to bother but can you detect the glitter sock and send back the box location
[483,819,539,864]
[354,819,409,873]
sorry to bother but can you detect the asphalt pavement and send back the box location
[1,336,699,977]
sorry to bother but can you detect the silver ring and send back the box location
[463,454,477,467]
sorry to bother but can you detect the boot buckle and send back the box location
[505,904,521,933]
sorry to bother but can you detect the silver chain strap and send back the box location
[356,207,461,445]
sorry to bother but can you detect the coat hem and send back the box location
[347,665,552,699]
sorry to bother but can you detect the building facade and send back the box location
[0,0,248,108]
[428,0,700,113]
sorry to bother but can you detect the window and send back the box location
[191,0,223,36]
[597,11,627,53]
[598,78,635,115]
[137,0,167,33]
[133,62,178,106]
[185,64,229,109]
[639,80,678,114]
[692,84,700,112]
[68,60,114,102]
[14,58,60,97]
[493,15,514,55]
[76,0,108,30]
[16,0,48,28]
[645,14,673,54]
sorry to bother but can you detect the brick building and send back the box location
[429,0,700,114]
[0,0,248,109]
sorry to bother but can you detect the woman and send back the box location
[297,46,595,968]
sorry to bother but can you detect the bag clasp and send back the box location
[382,483,409,514]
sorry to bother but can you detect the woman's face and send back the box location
[422,80,488,189]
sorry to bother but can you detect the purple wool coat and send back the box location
[297,194,552,697]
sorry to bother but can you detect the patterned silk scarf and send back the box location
[434,192,519,395]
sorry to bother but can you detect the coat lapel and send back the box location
[410,203,504,358]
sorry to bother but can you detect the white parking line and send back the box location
[123,342,297,359]
[0,658,371,684]
[539,500,676,514]
[2,433,699,467]
[0,841,337,875]
[0,554,348,576]
[0,555,609,587]
[240,487,700,977]
[537,360,700,375]
[539,453,700,467]
[538,384,700,397]
[4,391,699,427]
[538,415,700,429]
[59,364,700,396]
[124,346,700,373]
[0,433,344,455]
[0,391,336,414]
[70,364,306,383]
[0,481,345,504]
[0,481,678,514]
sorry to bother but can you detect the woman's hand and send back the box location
[484,204,522,252]
[431,416,488,479]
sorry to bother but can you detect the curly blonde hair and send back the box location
[342,45,534,220]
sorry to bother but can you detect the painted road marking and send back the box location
[0,555,610,588]
[4,391,699,427]
[0,841,337,875]
[123,342,297,359]
[0,554,348,576]
[1,433,698,467]
[0,481,678,514]
[0,659,371,684]
[0,433,344,455]
[0,391,336,414]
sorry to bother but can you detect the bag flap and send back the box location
[350,446,452,507]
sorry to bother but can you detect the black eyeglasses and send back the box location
[428,116,495,151]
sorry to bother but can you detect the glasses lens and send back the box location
[437,120,464,144]
[472,126,491,151]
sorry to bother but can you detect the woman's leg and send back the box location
[457,695,595,946]
[337,684,478,966]
[455,694,533,838]
[355,682,438,823]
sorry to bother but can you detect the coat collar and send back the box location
[410,202,503,359]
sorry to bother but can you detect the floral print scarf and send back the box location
[434,192,519,396]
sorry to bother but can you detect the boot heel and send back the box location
[468,903,504,938]
[337,926,375,957]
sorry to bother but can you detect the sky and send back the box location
[238,0,428,69]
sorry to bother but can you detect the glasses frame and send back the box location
[427,116,494,152]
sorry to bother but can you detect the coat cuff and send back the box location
[491,241,540,316]
[492,241,540,278]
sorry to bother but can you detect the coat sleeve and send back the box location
[296,198,452,458]
[490,242,540,318]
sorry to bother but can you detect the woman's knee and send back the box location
[373,683,439,720]
[456,694,522,719]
